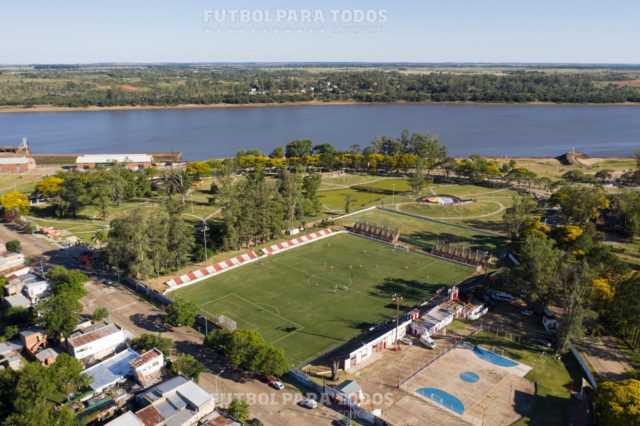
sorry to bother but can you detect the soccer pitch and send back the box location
[172,233,475,364]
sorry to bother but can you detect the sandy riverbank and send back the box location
[1,100,640,113]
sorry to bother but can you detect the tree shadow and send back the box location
[129,313,169,333]
[371,277,437,300]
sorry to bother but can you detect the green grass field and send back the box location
[172,233,474,364]
[337,208,505,252]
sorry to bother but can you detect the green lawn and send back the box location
[470,332,584,426]
[172,233,475,365]
[336,208,505,252]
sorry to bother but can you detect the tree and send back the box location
[186,161,212,177]
[49,172,92,217]
[92,307,109,322]
[515,232,561,308]
[35,175,64,197]
[228,397,250,422]
[270,146,285,159]
[131,333,173,357]
[204,329,289,375]
[614,191,640,238]
[285,140,313,158]
[302,171,322,216]
[595,169,614,183]
[504,195,538,240]
[557,259,591,352]
[549,186,609,225]
[5,239,21,253]
[595,379,640,426]
[0,191,29,215]
[278,168,303,229]
[408,160,427,194]
[166,298,198,327]
[344,194,352,213]
[170,354,205,382]
[46,266,88,299]
[37,292,82,338]
[90,170,114,219]
[49,353,92,400]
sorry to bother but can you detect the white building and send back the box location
[67,322,127,364]
[410,300,463,337]
[75,154,153,169]
[0,253,25,274]
[130,347,165,388]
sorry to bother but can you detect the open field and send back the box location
[491,157,636,180]
[336,208,505,253]
[171,233,475,364]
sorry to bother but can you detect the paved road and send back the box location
[81,280,340,425]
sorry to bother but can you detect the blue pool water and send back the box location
[416,387,465,415]
[459,371,480,383]
[473,346,518,367]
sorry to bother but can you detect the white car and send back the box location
[270,381,285,390]
[420,334,437,349]
[300,399,318,409]
[399,337,413,346]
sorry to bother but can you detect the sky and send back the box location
[0,0,638,64]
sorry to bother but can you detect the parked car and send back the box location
[399,337,413,346]
[270,380,285,390]
[490,291,513,302]
[333,419,352,426]
[521,309,534,316]
[300,399,318,409]
[420,334,437,349]
[247,419,264,425]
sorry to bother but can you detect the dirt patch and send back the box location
[117,84,143,91]
[611,80,640,87]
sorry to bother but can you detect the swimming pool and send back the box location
[473,346,518,367]
[416,387,465,415]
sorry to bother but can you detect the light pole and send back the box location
[391,184,396,206]
[201,220,209,263]
[392,293,404,348]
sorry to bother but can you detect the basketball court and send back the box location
[401,343,535,425]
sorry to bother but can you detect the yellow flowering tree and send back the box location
[596,379,640,426]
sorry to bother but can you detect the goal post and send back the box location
[216,314,237,330]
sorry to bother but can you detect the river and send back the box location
[1,104,638,160]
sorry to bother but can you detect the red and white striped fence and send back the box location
[261,228,333,256]
[165,251,258,292]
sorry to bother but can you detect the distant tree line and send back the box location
[2,67,640,107]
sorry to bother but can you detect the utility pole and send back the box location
[202,220,209,263]
[392,293,403,348]
[392,184,396,205]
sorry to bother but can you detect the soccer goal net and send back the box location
[216,314,237,331]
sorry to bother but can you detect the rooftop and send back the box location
[84,348,140,392]
[105,411,145,426]
[5,293,31,308]
[19,326,45,338]
[130,348,163,369]
[0,157,31,165]
[68,322,122,348]
[35,348,59,363]
[76,154,153,164]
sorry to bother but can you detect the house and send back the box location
[0,340,25,370]
[135,375,216,426]
[35,347,60,366]
[0,253,26,275]
[19,326,48,356]
[105,411,145,426]
[84,348,140,393]
[75,154,153,170]
[4,272,51,305]
[410,299,464,337]
[0,156,36,172]
[130,348,165,388]
[67,322,127,364]
[23,277,51,301]
[4,293,31,308]
[335,380,365,403]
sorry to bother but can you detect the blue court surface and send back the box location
[473,346,518,367]
[459,371,480,383]
[416,387,465,415]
